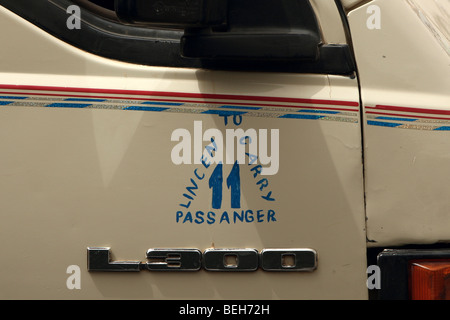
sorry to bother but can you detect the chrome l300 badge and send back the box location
[87,247,317,272]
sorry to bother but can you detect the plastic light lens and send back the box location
[410,260,450,300]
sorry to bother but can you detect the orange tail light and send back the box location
[410,260,450,300]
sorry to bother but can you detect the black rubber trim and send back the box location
[1,0,198,69]
[0,0,356,75]
[378,248,450,300]
[199,44,356,75]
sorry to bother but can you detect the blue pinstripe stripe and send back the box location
[202,110,247,116]
[434,126,450,131]
[124,106,169,112]
[376,116,417,122]
[46,103,92,108]
[367,120,403,128]
[0,96,27,99]
[280,114,324,120]
[0,94,362,125]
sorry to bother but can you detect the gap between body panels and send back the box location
[334,0,368,251]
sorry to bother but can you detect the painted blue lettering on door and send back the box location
[209,163,223,209]
[209,162,242,210]
[227,161,241,209]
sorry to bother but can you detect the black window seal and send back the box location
[0,0,356,75]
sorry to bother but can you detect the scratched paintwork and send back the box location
[407,0,450,56]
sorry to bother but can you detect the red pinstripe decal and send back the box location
[0,90,358,113]
[366,111,450,121]
[367,105,450,117]
[0,84,360,108]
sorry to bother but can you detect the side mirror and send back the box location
[115,0,321,61]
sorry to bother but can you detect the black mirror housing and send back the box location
[115,0,321,61]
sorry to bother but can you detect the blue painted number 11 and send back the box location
[209,161,241,209]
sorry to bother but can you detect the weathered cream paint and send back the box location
[406,0,450,56]
[348,0,450,246]
[0,3,367,299]
[340,0,372,10]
